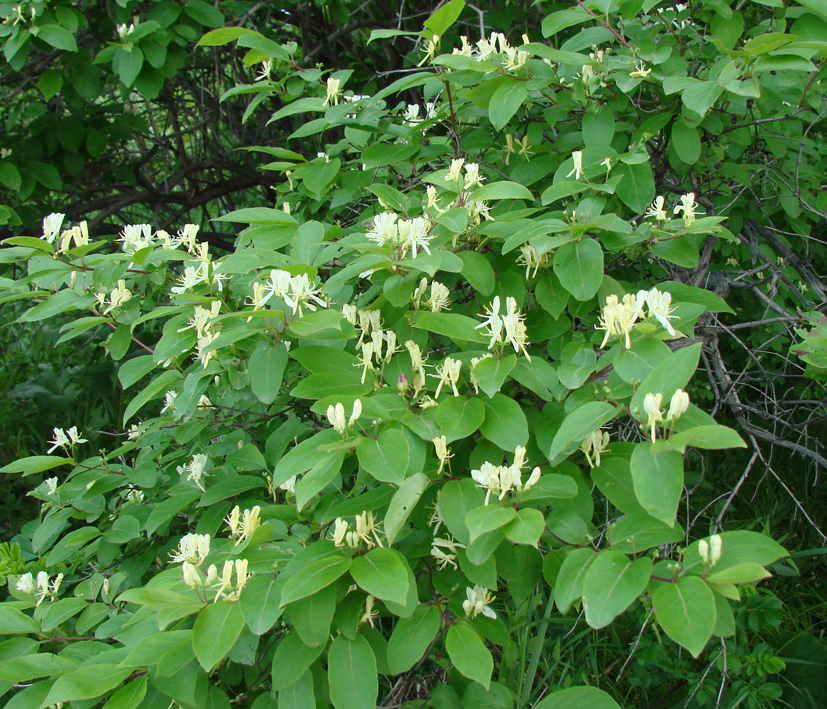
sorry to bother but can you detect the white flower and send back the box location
[323,77,341,107]
[433,357,462,398]
[403,104,422,124]
[645,196,668,221]
[517,244,548,279]
[502,297,531,360]
[366,212,398,246]
[418,33,440,66]
[161,390,178,415]
[674,192,698,225]
[279,475,297,494]
[596,292,645,350]
[446,158,465,183]
[667,389,690,421]
[42,213,65,243]
[581,430,610,468]
[44,477,59,496]
[119,224,154,255]
[103,280,132,315]
[476,296,504,349]
[433,435,452,475]
[425,282,451,312]
[643,393,664,442]
[333,518,350,548]
[177,454,209,491]
[431,537,464,570]
[462,585,496,619]
[463,163,483,189]
[327,402,347,435]
[629,62,651,78]
[182,562,202,589]
[566,150,584,180]
[644,287,677,336]
[16,572,35,595]
[169,533,211,566]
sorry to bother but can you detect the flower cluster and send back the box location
[597,287,677,349]
[225,506,261,546]
[46,426,87,454]
[169,533,211,566]
[17,571,63,606]
[476,296,531,359]
[645,193,701,226]
[453,32,530,72]
[433,357,462,398]
[462,585,497,618]
[516,243,549,279]
[183,559,249,603]
[412,278,451,312]
[365,212,433,258]
[326,400,362,435]
[431,537,464,570]
[699,534,723,567]
[642,389,690,442]
[332,511,383,551]
[471,446,541,504]
[581,429,610,468]
[249,269,326,318]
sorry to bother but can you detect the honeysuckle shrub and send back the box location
[2,0,819,705]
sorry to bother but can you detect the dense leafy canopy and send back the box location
[0,0,825,707]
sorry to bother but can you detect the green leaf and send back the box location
[615,161,655,213]
[357,428,409,484]
[610,511,685,553]
[240,575,284,634]
[535,686,621,709]
[424,0,465,37]
[473,355,516,398]
[653,576,716,657]
[278,669,315,709]
[547,402,617,463]
[657,425,746,453]
[458,251,495,295]
[446,622,492,689]
[480,394,528,450]
[591,456,642,515]
[436,396,486,443]
[671,118,701,165]
[0,455,72,476]
[280,553,352,606]
[466,505,517,542]
[118,47,144,87]
[42,664,132,706]
[630,343,701,416]
[410,312,488,345]
[707,563,771,585]
[197,27,261,46]
[502,508,545,547]
[0,607,39,635]
[184,0,225,26]
[350,548,412,606]
[294,450,346,512]
[192,602,246,672]
[681,81,723,118]
[249,344,287,405]
[489,80,529,132]
[284,584,337,647]
[102,675,147,709]
[0,653,76,683]
[581,551,652,628]
[361,143,418,169]
[328,634,378,709]
[541,8,592,36]
[123,370,181,425]
[271,633,326,692]
[469,180,533,202]
[553,239,604,301]
[555,548,597,614]
[36,24,77,52]
[385,473,429,545]
[386,605,441,674]
[630,443,683,526]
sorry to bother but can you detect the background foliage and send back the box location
[0,0,826,707]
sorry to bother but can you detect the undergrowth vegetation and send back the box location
[0,0,825,707]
